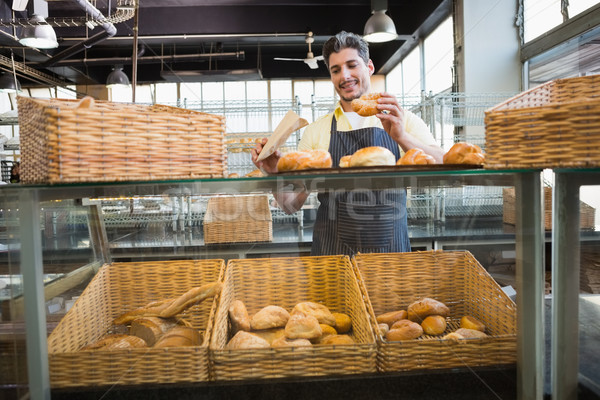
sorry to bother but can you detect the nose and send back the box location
[340,65,352,79]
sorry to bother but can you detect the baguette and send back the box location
[159,281,222,318]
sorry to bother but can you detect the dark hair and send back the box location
[322,31,370,69]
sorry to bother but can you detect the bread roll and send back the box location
[130,316,177,346]
[284,313,322,340]
[339,155,352,168]
[421,315,447,336]
[454,328,489,339]
[320,334,355,345]
[377,323,390,337]
[397,148,436,165]
[249,328,286,345]
[276,150,333,172]
[251,305,290,330]
[376,310,408,327]
[311,323,338,344]
[226,330,270,349]
[350,93,381,116]
[81,334,147,351]
[332,312,352,334]
[407,298,450,322]
[460,316,486,332]
[229,299,251,333]
[349,146,396,167]
[442,328,489,342]
[271,336,312,348]
[154,326,202,347]
[386,320,423,341]
[443,142,485,165]
[291,302,336,326]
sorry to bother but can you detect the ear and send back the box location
[367,59,375,76]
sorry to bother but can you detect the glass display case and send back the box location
[0,168,555,399]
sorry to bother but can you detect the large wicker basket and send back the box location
[47,259,224,388]
[203,195,273,244]
[210,255,377,381]
[17,96,226,183]
[484,75,600,169]
[352,250,516,372]
[503,186,595,230]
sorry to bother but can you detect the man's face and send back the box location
[328,48,374,103]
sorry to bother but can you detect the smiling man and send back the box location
[252,31,444,256]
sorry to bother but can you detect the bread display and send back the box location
[346,146,396,167]
[229,299,251,333]
[397,148,437,165]
[226,299,356,348]
[250,305,291,330]
[276,149,333,172]
[291,301,336,326]
[351,93,381,117]
[443,142,485,165]
[407,297,450,322]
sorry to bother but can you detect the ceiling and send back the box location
[0,0,450,88]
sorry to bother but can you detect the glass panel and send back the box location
[109,85,133,103]
[180,82,202,104]
[202,82,224,103]
[246,81,268,100]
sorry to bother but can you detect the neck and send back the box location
[340,99,353,112]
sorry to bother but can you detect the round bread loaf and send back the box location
[421,315,447,336]
[349,146,396,167]
[460,316,486,332]
[386,320,423,341]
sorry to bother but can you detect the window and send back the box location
[424,17,454,95]
[523,0,563,43]
[402,48,422,96]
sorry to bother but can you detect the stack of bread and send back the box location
[375,297,488,341]
[80,281,222,351]
[226,300,354,349]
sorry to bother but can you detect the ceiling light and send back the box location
[19,14,59,49]
[363,4,398,43]
[106,66,130,88]
[0,73,21,93]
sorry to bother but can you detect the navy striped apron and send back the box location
[310,116,411,256]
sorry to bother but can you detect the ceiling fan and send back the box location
[274,31,324,70]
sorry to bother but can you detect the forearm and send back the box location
[272,188,310,214]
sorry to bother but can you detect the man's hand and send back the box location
[375,92,407,143]
[251,138,281,174]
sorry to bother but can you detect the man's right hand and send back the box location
[251,138,281,175]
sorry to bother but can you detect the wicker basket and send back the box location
[484,75,600,169]
[210,255,377,381]
[47,259,224,388]
[503,186,595,230]
[352,250,516,372]
[203,195,273,244]
[17,96,226,183]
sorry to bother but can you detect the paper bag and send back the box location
[256,110,308,162]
